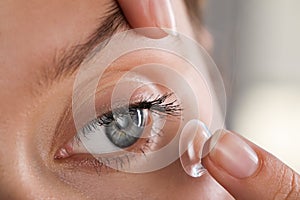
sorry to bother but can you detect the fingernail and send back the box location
[208,130,259,178]
[150,0,177,36]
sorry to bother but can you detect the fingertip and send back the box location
[118,0,176,39]
[203,130,300,200]
[207,130,260,179]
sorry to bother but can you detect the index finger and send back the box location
[202,130,300,200]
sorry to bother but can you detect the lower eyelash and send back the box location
[88,129,162,173]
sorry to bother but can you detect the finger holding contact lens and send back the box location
[179,119,222,178]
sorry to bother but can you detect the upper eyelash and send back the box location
[130,93,182,116]
[95,93,182,126]
[78,93,182,137]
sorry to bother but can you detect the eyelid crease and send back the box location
[70,69,136,120]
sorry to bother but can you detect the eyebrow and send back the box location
[38,2,129,90]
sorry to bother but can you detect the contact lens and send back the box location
[179,120,212,177]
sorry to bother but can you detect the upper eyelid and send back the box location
[71,69,134,120]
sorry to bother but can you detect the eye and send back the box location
[104,108,147,148]
[54,93,182,171]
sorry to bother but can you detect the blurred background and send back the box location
[203,0,300,172]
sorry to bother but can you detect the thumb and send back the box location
[202,130,300,200]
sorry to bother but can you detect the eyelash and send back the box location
[75,93,182,172]
[82,93,181,128]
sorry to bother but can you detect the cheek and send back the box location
[0,81,84,199]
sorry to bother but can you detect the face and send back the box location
[0,0,232,199]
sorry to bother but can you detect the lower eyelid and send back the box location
[54,135,160,174]
[55,118,160,159]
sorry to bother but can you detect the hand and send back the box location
[202,130,300,200]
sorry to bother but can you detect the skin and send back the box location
[0,0,232,199]
[2,0,297,199]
